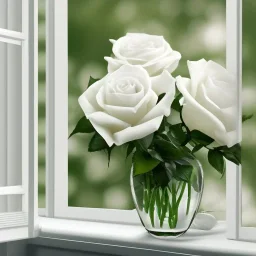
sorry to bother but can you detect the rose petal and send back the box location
[102,90,154,124]
[113,116,163,146]
[144,51,181,76]
[87,111,130,147]
[196,83,236,132]
[205,60,236,84]
[187,59,207,97]
[109,65,151,91]
[78,79,104,116]
[104,57,127,73]
[205,77,236,108]
[139,71,175,124]
[177,76,229,146]
[106,89,144,107]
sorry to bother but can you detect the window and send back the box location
[3,0,256,249]
[42,0,230,224]
[0,0,38,242]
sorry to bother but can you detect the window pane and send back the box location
[0,0,22,32]
[0,195,22,213]
[68,0,226,211]
[0,41,22,188]
[242,0,256,227]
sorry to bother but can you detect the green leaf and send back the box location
[157,116,167,134]
[190,130,214,146]
[133,151,160,176]
[192,144,203,154]
[171,93,182,112]
[216,143,241,165]
[106,146,115,167]
[208,150,226,175]
[242,114,253,123]
[222,152,240,165]
[69,116,94,138]
[173,161,193,182]
[126,143,135,159]
[87,76,100,88]
[147,149,164,162]
[164,162,176,178]
[154,138,190,161]
[156,93,166,104]
[138,133,154,151]
[152,164,170,188]
[88,133,109,152]
[168,123,187,145]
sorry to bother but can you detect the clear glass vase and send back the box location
[130,159,203,238]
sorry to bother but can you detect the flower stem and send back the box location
[186,180,191,215]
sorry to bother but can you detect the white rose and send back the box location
[176,59,238,148]
[104,33,181,76]
[79,65,175,146]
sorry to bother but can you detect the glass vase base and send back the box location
[147,229,186,239]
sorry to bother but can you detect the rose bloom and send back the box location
[105,33,181,76]
[177,59,238,147]
[79,65,175,146]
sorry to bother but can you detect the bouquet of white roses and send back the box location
[70,33,248,179]
[69,33,252,235]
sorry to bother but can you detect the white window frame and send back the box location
[226,0,256,243]
[0,0,38,243]
[45,0,254,242]
[45,0,139,224]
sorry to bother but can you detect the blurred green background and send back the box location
[38,0,256,226]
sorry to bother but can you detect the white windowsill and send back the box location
[27,217,256,256]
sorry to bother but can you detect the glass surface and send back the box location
[0,0,22,32]
[0,41,22,188]
[0,195,22,213]
[67,0,227,210]
[242,0,256,227]
[131,158,203,237]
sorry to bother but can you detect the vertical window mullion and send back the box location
[6,0,23,212]
[0,0,8,213]
[46,0,68,218]
[226,0,242,240]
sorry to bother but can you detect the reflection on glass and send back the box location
[242,0,256,227]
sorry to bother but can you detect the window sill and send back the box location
[29,217,256,256]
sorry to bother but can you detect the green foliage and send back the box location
[126,143,135,159]
[88,132,108,152]
[152,164,170,188]
[137,133,154,151]
[156,93,166,104]
[149,188,157,227]
[154,138,189,161]
[190,130,214,146]
[242,114,253,123]
[168,123,187,145]
[217,143,241,165]
[87,76,100,88]
[69,116,94,138]
[164,160,193,183]
[171,92,182,112]
[192,144,203,154]
[208,150,226,176]
[133,151,160,176]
